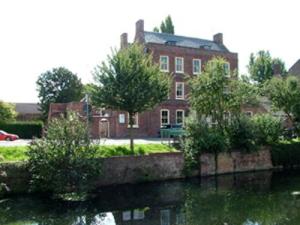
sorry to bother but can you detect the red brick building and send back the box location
[49,19,241,138]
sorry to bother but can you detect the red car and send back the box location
[0,130,19,141]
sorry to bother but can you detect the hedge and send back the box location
[271,140,300,168]
[0,121,43,139]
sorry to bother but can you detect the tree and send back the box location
[36,67,83,119]
[248,50,287,84]
[264,76,300,128]
[153,27,160,32]
[189,57,257,131]
[92,44,169,153]
[272,58,287,76]
[0,101,17,123]
[153,15,175,34]
[27,112,101,196]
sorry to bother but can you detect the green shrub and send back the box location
[227,116,258,153]
[0,121,43,139]
[252,114,282,145]
[183,117,229,170]
[271,140,300,167]
[27,112,101,195]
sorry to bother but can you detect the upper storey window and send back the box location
[193,59,201,75]
[160,56,169,72]
[224,62,230,77]
[175,57,184,73]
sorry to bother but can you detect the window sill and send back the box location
[127,126,139,129]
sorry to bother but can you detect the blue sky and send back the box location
[0,0,299,103]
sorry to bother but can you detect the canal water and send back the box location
[1,170,300,225]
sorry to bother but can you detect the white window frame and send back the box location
[160,55,169,72]
[193,59,202,75]
[176,82,184,99]
[119,114,125,123]
[160,109,170,127]
[224,62,230,77]
[175,57,184,73]
[176,110,185,125]
[127,113,139,128]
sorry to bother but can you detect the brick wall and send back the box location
[200,148,273,176]
[0,149,274,196]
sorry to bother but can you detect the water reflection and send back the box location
[1,170,300,225]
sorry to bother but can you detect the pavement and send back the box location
[0,138,169,147]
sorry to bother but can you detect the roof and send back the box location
[289,59,300,76]
[14,103,40,114]
[144,31,229,52]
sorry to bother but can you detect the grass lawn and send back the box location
[0,144,178,162]
[0,146,29,162]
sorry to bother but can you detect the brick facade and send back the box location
[48,19,263,138]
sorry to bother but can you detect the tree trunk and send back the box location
[129,113,134,154]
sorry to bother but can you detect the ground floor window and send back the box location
[176,110,185,125]
[161,109,169,126]
[127,113,139,128]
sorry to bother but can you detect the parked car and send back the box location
[0,130,19,141]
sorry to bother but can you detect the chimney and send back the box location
[273,63,282,77]
[120,33,128,49]
[213,33,223,45]
[134,19,145,44]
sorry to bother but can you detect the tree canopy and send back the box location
[0,101,17,123]
[264,76,300,127]
[153,15,175,34]
[36,67,83,119]
[189,57,258,131]
[92,44,169,152]
[248,50,287,84]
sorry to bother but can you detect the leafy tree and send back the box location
[153,27,160,32]
[92,44,169,153]
[272,58,287,76]
[0,101,17,123]
[27,112,101,196]
[252,114,282,145]
[36,67,83,120]
[264,76,300,128]
[248,50,287,83]
[189,57,256,131]
[153,15,175,34]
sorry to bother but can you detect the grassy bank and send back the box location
[0,144,177,162]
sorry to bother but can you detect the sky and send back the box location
[0,0,299,103]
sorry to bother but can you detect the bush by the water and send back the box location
[27,112,101,195]
[227,116,257,153]
[0,121,43,139]
[183,113,282,169]
[183,117,228,169]
[271,140,300,168]
[252,114,282,145]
